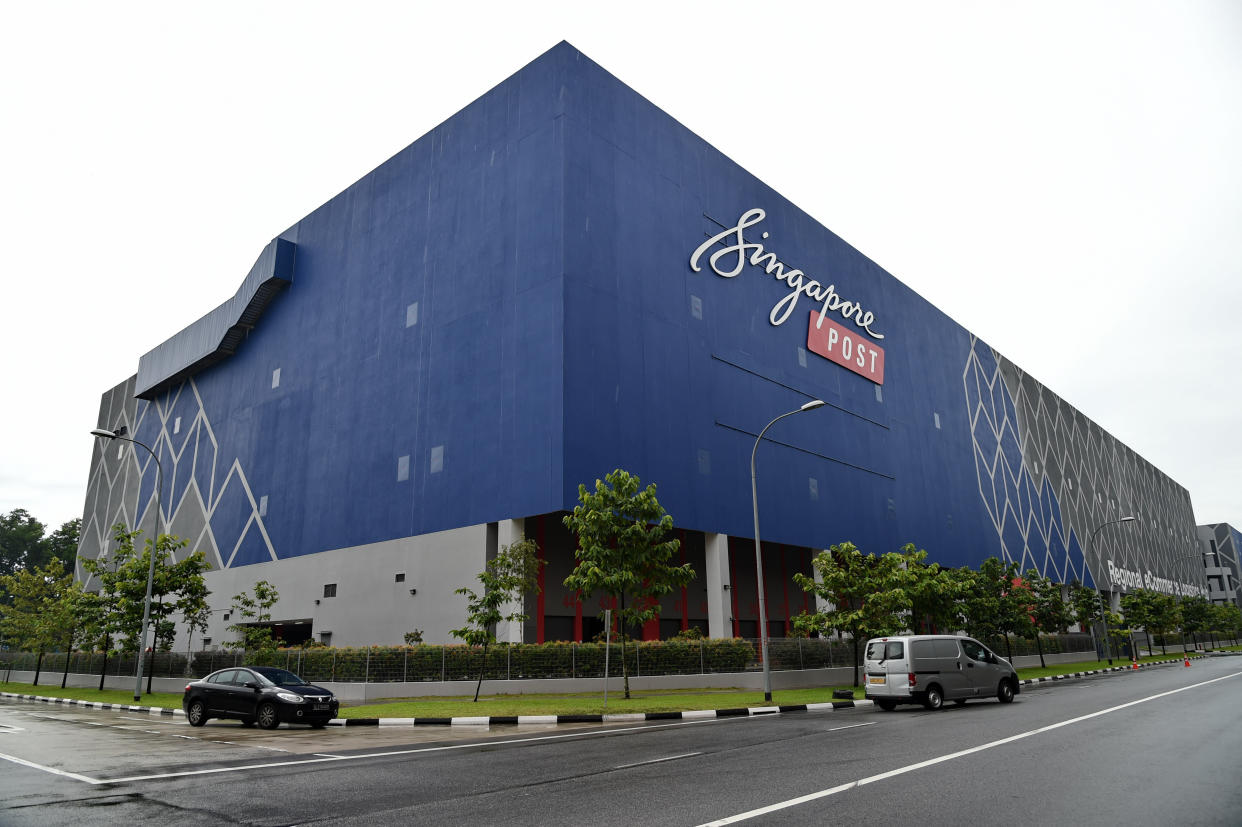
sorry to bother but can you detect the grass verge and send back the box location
[0,651,1210,718]
[0,681,184,709]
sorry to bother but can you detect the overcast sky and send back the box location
[2,1,1239,533]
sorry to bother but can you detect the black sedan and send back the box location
[183,666,339,729]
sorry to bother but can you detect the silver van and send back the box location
[863,635,1020,710]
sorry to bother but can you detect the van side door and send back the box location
[960,638,1001,696]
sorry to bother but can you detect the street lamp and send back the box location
[91,425,163,703]
[751,399,826,703]
[1085,516,1137,666]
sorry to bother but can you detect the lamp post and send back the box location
[1085,516,1137,666]
[91,425,163,702]
[751,399,826,703]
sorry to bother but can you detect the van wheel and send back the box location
[876,699,896,711]
[923,685,944,711]
[997,680,1015,704]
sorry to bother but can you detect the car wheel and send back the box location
[876,699,897,711]
[923,685,944,711]
[998,680,1015,704]
[257,702,280,730]
[186,699,208,727]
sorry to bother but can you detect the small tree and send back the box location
[1120,589,1159,659]
[179,568,213,675]
[79,525,139,689]
[905,548,974,634]
[1179,595,1213,651]
[563,469,694,700]
[452,539,543,701]
[1025,569,1074,668]
[230,580,280,657]
[792,542,914,687]
[1148,592,1181,655]
[961,557,1034,663]
[0,558,77,686]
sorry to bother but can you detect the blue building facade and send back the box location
[78,43,1211,647]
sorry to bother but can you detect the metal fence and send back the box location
[0,633,1100,685]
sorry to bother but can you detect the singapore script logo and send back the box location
[689,208,884,340]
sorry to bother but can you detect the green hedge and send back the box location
[175,638,757,682]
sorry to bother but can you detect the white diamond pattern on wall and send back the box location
[964,337,1203,594]
[78,376,276,578]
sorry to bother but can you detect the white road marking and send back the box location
[0,751,100,784]
[698,670,1242,826]
[615,752,702,769]
[97,716,749,784]
[823,722,875,733]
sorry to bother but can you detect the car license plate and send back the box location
[867,675,885,685]
[313,703,330,711]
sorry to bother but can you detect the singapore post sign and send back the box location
[690,208,886,384]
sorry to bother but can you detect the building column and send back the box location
[705,532,731,638]
[811,549,831,615]
[496,518,526,644]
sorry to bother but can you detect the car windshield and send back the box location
[250,667,308,687]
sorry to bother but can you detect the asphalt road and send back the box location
[2,657,1239,826]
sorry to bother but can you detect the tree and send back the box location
[77,525,209,692]
[0,509,47,580]
[1025,569,1074,668]
[961,557,1034,662]
[42,518,81,570]
[1179,595,1213,651]
[905,549,974,634]
[179,571,213,675]
[1120,589,1163,659]
[230,580,280,656]
[1215,603,1242,642]
[1148,592,1182,655]
[452,538,543,701]
[792,542,914,687]
[78,526,138,689]
[563,469,694,700]
[0,558,77,686]
[1068,580,1112,662]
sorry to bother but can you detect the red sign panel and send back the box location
[807,311,885,384]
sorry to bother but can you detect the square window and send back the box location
[395,573,405,583]
[933,412,941,429]
[406,302,419,328]
[397,455,410,482]
[797,347,807,368]
[430,445,444,474]
[173,416,181,434]
[319,632,332,646]
[272,368,281,389]
[875,385,883,403]
[323,583,337,598]
[259,495,268,517]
